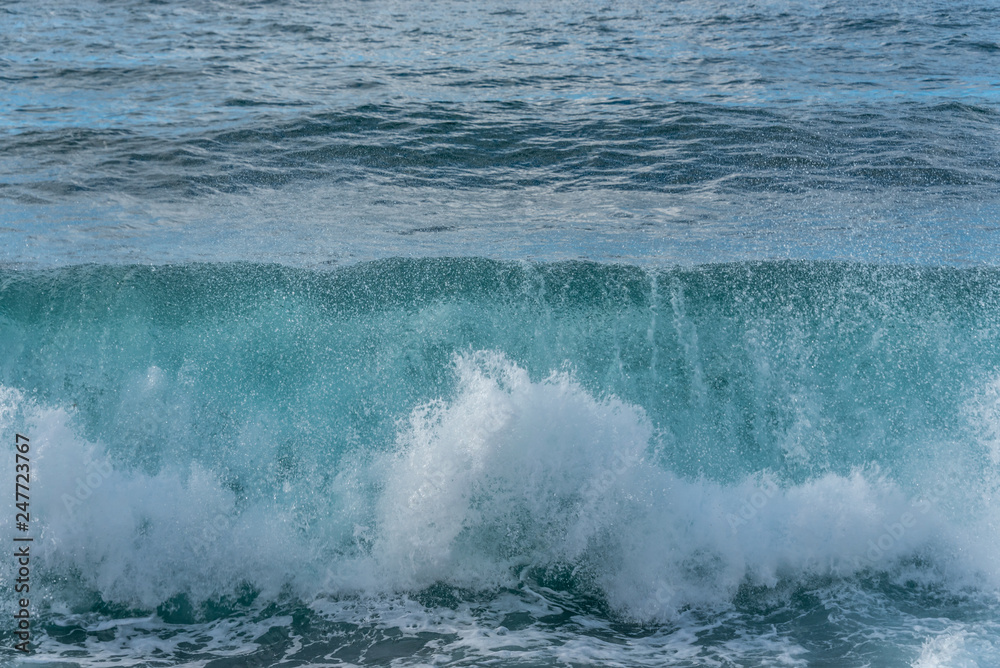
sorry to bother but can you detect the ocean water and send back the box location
[2,1,1000,666]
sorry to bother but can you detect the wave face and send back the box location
[2,259,1000,665]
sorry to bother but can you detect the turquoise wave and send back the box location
[1,259,998,630]
[3,259,999,481]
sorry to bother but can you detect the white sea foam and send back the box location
[368,353,996,621]
[1,353,998,621]
[0,353,997,619]
[0,384,308,612]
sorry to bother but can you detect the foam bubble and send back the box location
[369,353,996,621]
[2,352,998,622]
[0,384,311,610]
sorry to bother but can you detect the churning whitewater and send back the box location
[4,0,999,663]
[1,260,1000,665]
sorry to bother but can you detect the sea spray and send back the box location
[2,260,1000,664]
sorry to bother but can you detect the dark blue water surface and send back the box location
[2,0,998,266]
